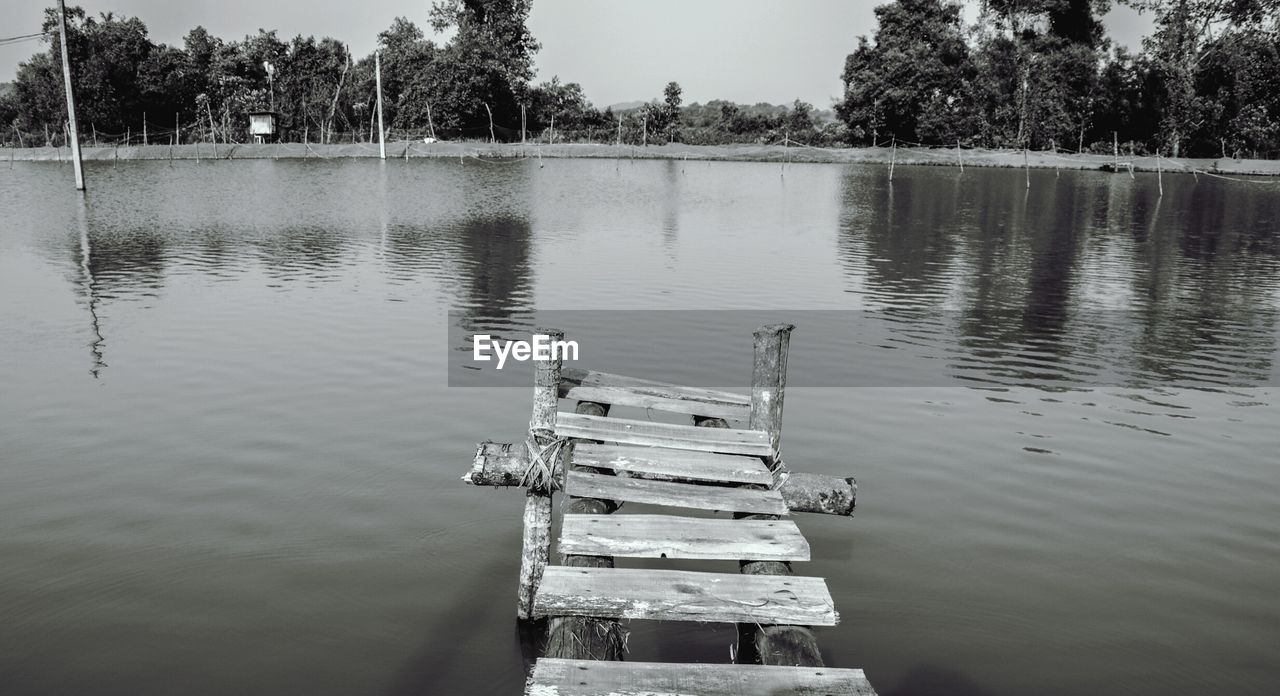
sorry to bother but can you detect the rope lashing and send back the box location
[521,427,570,493]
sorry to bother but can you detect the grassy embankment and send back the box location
[7,140,1280,176]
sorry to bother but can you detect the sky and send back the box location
[0,0,1154,109]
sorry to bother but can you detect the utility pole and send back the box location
[57,0,85,190]
[375,50,386,160]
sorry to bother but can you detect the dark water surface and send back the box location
[2,158,1278,695]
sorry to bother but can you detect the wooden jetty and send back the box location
[462,324,877,695]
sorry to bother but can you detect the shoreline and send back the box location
[6,140,1280,177]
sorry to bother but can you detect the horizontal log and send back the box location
[463,442,857,515]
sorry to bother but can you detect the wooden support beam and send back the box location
[463,443,856,516]
[544,400,628,662]
[517,328,564,620]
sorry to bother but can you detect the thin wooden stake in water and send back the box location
[957,139,963,172]
[1024,147,1030,189]
[617,113,622,146]
[92,123,97,148]
[57,0,85,190]
[1052,139,1059,177]
[889,136,896,182]
[143,112,147,146]
[485,102,496,143]
[1157,150,1163,196]
[1113,131,1119,171]
[517,328,565,620]
[375,51,386,160]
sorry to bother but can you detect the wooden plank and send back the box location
[527,659,877,696]
[560,367,751,422]
[555,412,772,457]
[568,471,788,516]
[532,566,838,626]
[573,443,772,485]
[560,514,810,561]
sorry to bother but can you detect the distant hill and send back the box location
[605,100,647,112]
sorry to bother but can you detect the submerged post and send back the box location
[56,0,85,191]
[957,138,963,172]
[517,328,565,620]
[375,50,386,160]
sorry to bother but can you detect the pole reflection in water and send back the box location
[76,198,106,377]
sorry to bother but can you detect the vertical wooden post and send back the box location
[550,113,555,144]
[57,0,85,190]
[1052,139,1059,177]
[517,328,564,620]
[616,114,622,146]
[485,103,496,143]
[521,103,526,144]
[426,101,435,140]
[375,50,386,160]
[92,123,97,147]
[1024,147,1030,189]
[1113,131,1118,171]
[642,115,647,147]
[957,138,963,172]
[750,323,793,472]
[739,323,821,666]
[143,112,147,146]
[174,113,179,145]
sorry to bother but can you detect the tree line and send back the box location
[2,0,1278,158]
[838,0,1280,158]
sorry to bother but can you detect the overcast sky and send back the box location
[1,0,1153,108]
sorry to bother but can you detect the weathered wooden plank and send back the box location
[527,659,877,696]
[572,443,772,485]
[559,367,751,422]
[555,412,772,457]
[464,443,859,515]
[532,566,838,626]
[559,514,810,561]
[568,470,788,516]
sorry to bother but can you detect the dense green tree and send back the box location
[837,0,974,144]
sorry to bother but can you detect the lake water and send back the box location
[1,157,1278,696]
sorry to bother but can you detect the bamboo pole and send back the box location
[642,115,647,147]
[616,114,622,146]
[888,136,896,181]
[426,102,435,140]
[549,113,555,144]
[1128,142,1135,179]
[1113,131,1118,171]
[957,138,963,172]
[92,123,97,147]
[56,0,85,189]
[375,51,386,160]
[1052,139,1059,177]
[521,104,526,144]
[1024,147,1030,189]
[1157,150,1163,196]
[143,112,147,146]
[485,103,495,143]
[517,328,565,621]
